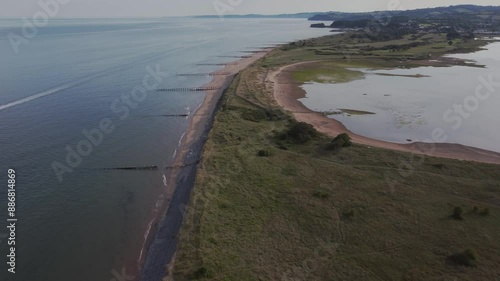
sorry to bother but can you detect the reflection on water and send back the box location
[301,41,500,153]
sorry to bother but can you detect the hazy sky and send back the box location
[1,0,499,18]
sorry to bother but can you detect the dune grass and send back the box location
[171,32,500,280]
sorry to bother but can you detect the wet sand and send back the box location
[268,61,500,165]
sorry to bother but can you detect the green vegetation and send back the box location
[327,133,353,151]
[291,64,365,84]
[448,249,478,267]
[260,32,490,70]
[172,39,500,279]
[171,18,500,279]
[283,121,320,144]
[257,149,273,157]
[480,208,491,217]
[452,206,465,220]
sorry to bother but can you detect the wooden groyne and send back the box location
[216,55,252,58]
[96,160,201,172]
[176,73,228,77]
[277,82,313,85]
[239,50,265,53]
[156,87,221,92]
[141,114,189,118]
[99,165,159,171]
[196,63,237,66]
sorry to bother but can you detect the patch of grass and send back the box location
[312,187,331,199]
[452,206,464,220]
[257,149,273,157]
[342,210,356,220]
[191,267,212,279]
[480,208,491,217]
[241,108,288,122]
[292,66,365,84]
[281,165,298,176]
[432,163,447,169]
[448,249,478,267]
[241,109,267,122]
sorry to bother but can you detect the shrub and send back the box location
[479,208,490,217]
[286,122,320,144]
[342,210,355,220]
[448,249,477,267]
[265,108,287,121]
[257,150,272,157]
[312,191,330,199]
[192,267,211,279]
[432,163,446,169]
[275,141,288,150]
[327,133,352,150]
[452,206,464,220]
[241,109,267,122]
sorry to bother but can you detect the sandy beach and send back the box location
[268,61,500,165]
[141,50,270,280]
[165,49,271,203]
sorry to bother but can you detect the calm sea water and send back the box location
[0,18,329,281]
[301,41,500,153]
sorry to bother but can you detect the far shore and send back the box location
[269,61,500,165]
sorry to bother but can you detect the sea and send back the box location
[0,18,330,281]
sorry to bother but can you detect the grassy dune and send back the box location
[172,33,500,280]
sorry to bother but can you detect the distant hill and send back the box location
[193,13,321,19]
[309,5,500,21]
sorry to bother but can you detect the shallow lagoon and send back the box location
[301,40,500,153]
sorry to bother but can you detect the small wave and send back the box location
[162,173,168,187]
[138,218,155,263]
[155,194,165,209]
[178,132,186,147]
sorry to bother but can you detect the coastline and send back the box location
[269,61,500,165]
[140,50,270,281]
[141,34,500,280]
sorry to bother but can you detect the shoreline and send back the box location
[140,50,270,281]
[269,61,500,165]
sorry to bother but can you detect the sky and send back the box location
[1,0,499,18]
